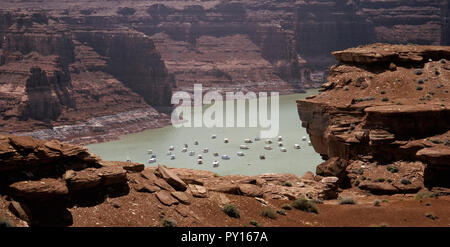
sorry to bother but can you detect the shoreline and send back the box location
[16,90,317,146]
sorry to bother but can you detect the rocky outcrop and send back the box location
[0,134,340,226]
[297,44,450,193]
[0,134,132,226]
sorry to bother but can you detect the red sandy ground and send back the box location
[60,192,450,227]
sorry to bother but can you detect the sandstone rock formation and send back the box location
[297,44,450,194]
[1,0,450,144]
[0,134,338,226]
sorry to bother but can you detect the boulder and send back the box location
[64,168,101,191]
[156,165,187,191]
[188,184,208,198]
[171,191,191,205]
[316,157,348,178]
[208,183,240,194]
[9,178,69,200]
[135,183,161,193]
[141,169,175,191]
[154,178,175,192]
[155,191,179,206]
[321,177,339,184]
[359,182,399,194]
[97,166,127,186]
[102,161,144,173]
[238,184,263,198]
[301,171,315,181]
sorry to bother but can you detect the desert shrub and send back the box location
[281,204,292,210]
[373,199,381,207]
[0,217,13,227]
[415,191,437,201]
[223,204,240,218]
[353,96,376,103]
[282,181,292,187]
[354,180,360,186]
[440,59,446,64]
[374,178,385,183]
[261,208,277,219]
[381,97,389,102]
[339,197,357,205]
[162,218,177,227]
[250,220,261,227]
[387,179,393,183]
[417,79,425,84]
[277,210,286,216]
[386,165,399,173]
[416,86,423,91]
[292,198,319,214]
[425,212,439,220]
[380,90,386,94]
[431,139,443,144]
[401,178,411,185]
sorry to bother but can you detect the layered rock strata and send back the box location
[297,44,450,194]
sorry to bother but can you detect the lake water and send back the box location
[87,89,322,177]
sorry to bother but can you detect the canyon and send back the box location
[0,0,450,143]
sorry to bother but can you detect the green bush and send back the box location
[162,218,177,227]
[415,191,437,201]
[291,198,319,214]
[250,220,261,227]
[339,197,357,205]
[0,217,13,227]
[425,212,439,220]
[282,181,292,187]
[277,210,286,216]
[223,204,240,218]
[261,208,277,219]
[281,204,292,210]
[387,165,399,173]
[401,178,411,185]
[373,199,381,207]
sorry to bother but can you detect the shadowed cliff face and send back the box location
[0,9,171,138]
[297,44,450,192]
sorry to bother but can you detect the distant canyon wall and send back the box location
[0,0,449,141]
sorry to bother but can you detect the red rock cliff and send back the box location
[297,44,450,193]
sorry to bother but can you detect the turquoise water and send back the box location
[87,90,322,177]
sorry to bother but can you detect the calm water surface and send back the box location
[87,89,322,177]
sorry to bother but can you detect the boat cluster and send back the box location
[145,135,312,168]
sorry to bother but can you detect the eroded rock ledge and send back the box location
[297,44,450,194]
[0,135,338,226]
